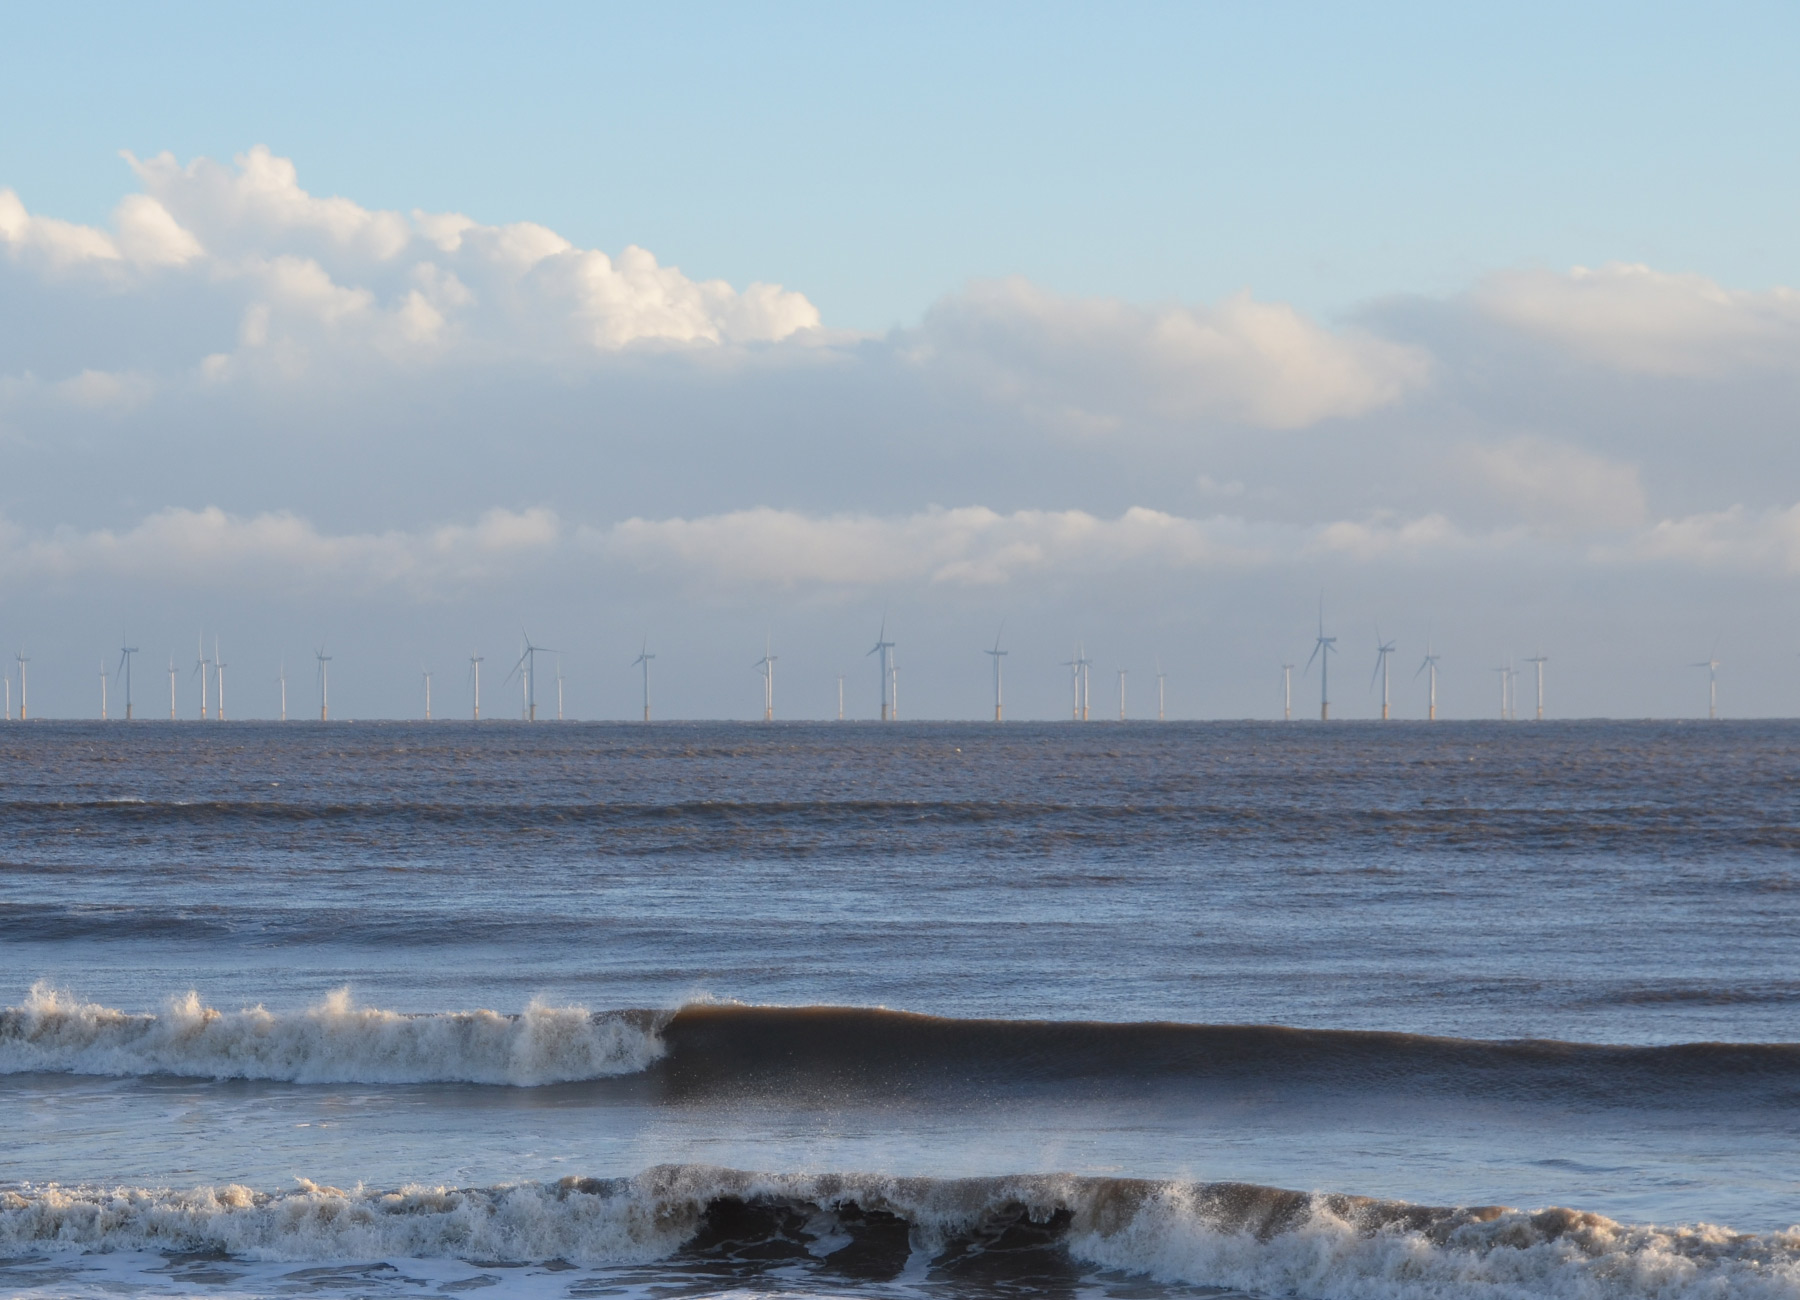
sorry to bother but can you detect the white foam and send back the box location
[2,1167,1797,1298]
[0,984,663,1085]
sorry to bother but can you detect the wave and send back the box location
[0,985,663,1085]
[2,1165,1796,1299]
[7,991,1800,1099]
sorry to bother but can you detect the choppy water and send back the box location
[2,720,1798,1298]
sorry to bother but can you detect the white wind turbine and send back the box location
[836,672,845,721]
[1371,630,1396,721]
[505,634,554,721]
[1281,662,1294,721]
[469,655,483,720]
[868,618,896,721]
[1415,642,1441,721]
[1525,654,1548,721]
[1155,658,1166,722]
[1692,652,1720,720]
[423,668,433,721]
[99,659,108,720]
[14,652,25,722]
[214,638,227,722]
[194,636,211,720]
[985,627,1007,722]
[116,640,137,720]
[278,659,287,722]
[754,636,777,721]
[555,656,565,721]
[167,657,177,721]
[1117,668,1127,721]
[315,645,332,721]
[633,641,654,722]
[1305,604,1336,721]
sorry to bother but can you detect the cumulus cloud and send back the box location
[911,277,1430,430]
[1470,263,1800,377]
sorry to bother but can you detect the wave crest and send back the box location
[2,1167,1797,1298]
[0,984,663,1085]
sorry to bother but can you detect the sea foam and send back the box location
[1,1166,1797,1299]
[0,984,663,1085]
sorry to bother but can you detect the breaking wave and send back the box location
[0,984,663,1085]
[2,1165,1797,1299]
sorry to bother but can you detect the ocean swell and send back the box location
[0,985,663,1085]
[1,1166,1796,1299]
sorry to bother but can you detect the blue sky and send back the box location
[5,1,1796,329]
[1,2,1797,720]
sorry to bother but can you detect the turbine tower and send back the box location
[755,637,776,721]
[1063,644,1093,721]
[555,657,565,722]
[1692,654,1720,720]
[423,669,433,721]
[868,618,896,721]
[278,659,287,722]
[99,660,108,720]
[214,639,227,722]
[506,634,554,721]
[194,637,210,720]
[633,642,655,722]
[469,655,483,720]
[1371,631,1396,720]
[315,646,332,721]
[116,641,137,720]
[984,629,1007,722]
[167,657,177,721]
[15,651,27,721]
[1494,661,1514,721]
[836,672,845,721]
[1155,658,1166,722]
[1305,605,1336,721]
[1117,668,1127,721]
[1282,663,1294,721]
[1525,654,1548,721]
[1415,643,1441,721]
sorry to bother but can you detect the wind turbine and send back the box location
[984,627,1007,722]
[1371,631,1396,720]
[1525,654,1548,721]
[1692,653,1720,720]
[167,657,177,721]
[1281,663,1294,721]
[423,669,433,721]
[278,659,287,722]
[194,637,210,720]
[315,646,331,721]
[836,672,845,721]
[1415,642,1441,721]
[1063,644,1093,721]
[1156,658,1166,722]
[868,618,896,721]
[116,640,137,720]
[214,638,227,722]
[1493,660,1514,721]
[15,651,26,721]
[99,660,108,720]
[469,655,483,720]
[555,656,565,721]
[1117,668,1127,721]
[505,634,554,721]
[1305,604,1336,721]
[633,641,654,722]
[754,636,776,721]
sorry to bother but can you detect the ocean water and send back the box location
[2,719,1798,1299]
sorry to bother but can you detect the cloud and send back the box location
[910,277,1430,430]
[1470,263,1800,377]
[1594,503,1800,572]
[1463,436,1648,531]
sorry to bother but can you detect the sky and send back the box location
[0,1,1797,720]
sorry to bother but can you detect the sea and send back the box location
[2,718,1798,1299]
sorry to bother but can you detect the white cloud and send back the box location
[1472,263,1800,377]
[911,277,1431,430]
[1463,436,1648,531]
[1595,503,1800,572]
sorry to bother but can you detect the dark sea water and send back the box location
[2,719,1798,1299]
